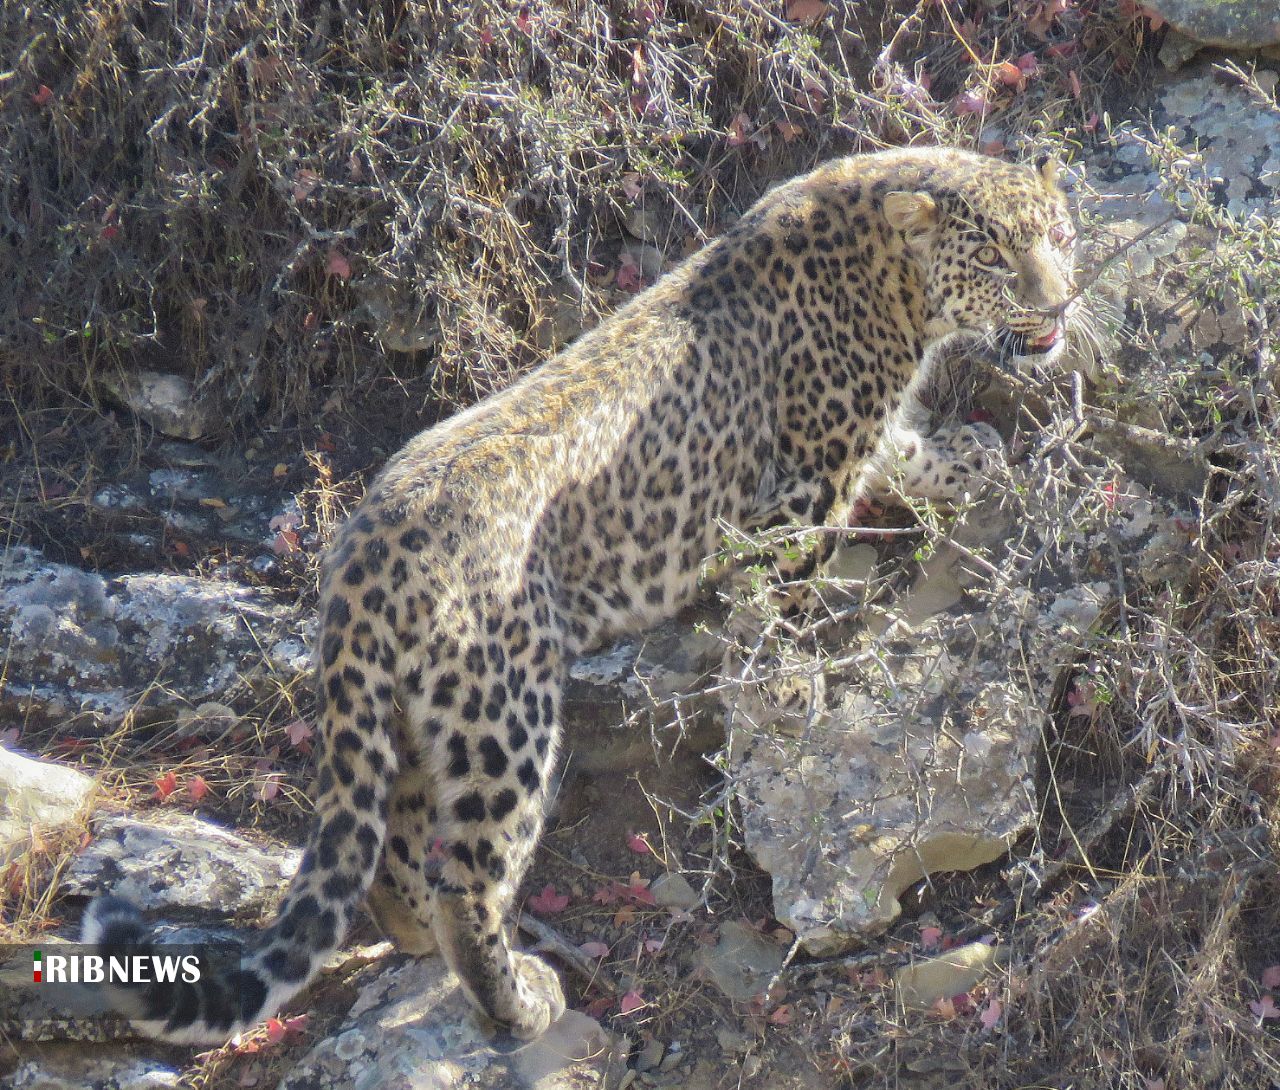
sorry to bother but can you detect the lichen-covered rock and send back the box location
[728,468,1194,954]
[1145,0,1280,49]
[0,1052,179,1090]
[0,747,97,866]
[61,814,300,916]
[278,958,625,1090]
[0,546,310,733]
[99,370,216,441]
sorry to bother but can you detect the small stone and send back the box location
[894,941,1001,1009]
[0,747,98,865]
[695,921,785,1002]
[650,873,698,910]
[100,370,215,441]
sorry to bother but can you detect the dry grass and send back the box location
[4,2,1280,1088]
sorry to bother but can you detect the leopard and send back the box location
[82,145,1078,1049]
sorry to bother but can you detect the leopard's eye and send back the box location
[974,244,1005,268]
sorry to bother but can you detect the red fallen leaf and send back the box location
[1100,480,1118,510]
[1016,52,1039,75]
[325,250,351,280]
[1262,965,1280,990]
[626,832,652,855]
[785,0,827,23]
[272,529,301,556]
[727,112,753,148]
[478,26,494,45]
[619,989,646,1015]
[593,884,620,906]
[919,926,942,951]
[933,995,958,1019]
[579,941,610,958]
[1067,70,1082,98]
[187,775,212,802]
[264,1018,287,1044]
[1084,112,1100,133]
[776,120,804,143]
[284,719,314,748]
[317,431,337,451]
[100,224,121,242]
[768,1003,793,1025]
[994,62,1025,89]
[613,905,636,927]
[979,997,1003,1030]
[257,773,282,802]
[528,884,570,915]
[1250,994,1280,1020]
[616,255,644,293]
[625,873,656,905]
[1044,40,1079,58]
[952,89,990,117]
[31,84,53,107]
[154,770,179,802]
[516,5,533,34]
[620,173,644,201]
[642,936,664,954]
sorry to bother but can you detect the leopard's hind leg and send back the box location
[415,608,566,1049]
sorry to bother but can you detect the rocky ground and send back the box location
[4,5,1280,1090]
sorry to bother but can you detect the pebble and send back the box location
[635,1038,664,1072]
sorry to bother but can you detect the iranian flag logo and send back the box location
[33,949,41,983]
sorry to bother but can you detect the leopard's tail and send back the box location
[81,634,399,1043]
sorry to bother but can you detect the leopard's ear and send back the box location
[883,190,937,236]
[1035,153,1063,190]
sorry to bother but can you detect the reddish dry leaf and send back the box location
[620,173,644,201]
[154,770,179,802]
[626,832,652,854]
[1251,995,1280,1020]
[919,926,942,951]
[784,0,827,24]
[979,997,1003,1030]
[579,941,610,958]
[284,719,314,748]
[768,1004,793,1025]
[528,884,570,915]
[31,84,53,107]
[613,905,637,927]
[619,990,645,1015]
[325,250,352,280]
[776,120,804,143]
[952,89,989,116]
[257,773,282,802]
[272,530,301,556]
[1262,965,1280,990]
[994,62,1025,88]
[1067,70,1082,98]
[727,112,753,148]
[616,255,644,293]
[187,775,212,803]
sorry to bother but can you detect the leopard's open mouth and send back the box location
[1001,316,1066,357]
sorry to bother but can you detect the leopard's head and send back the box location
[884,152,1078,366]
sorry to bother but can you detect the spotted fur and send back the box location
[83,147,1077,1047]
